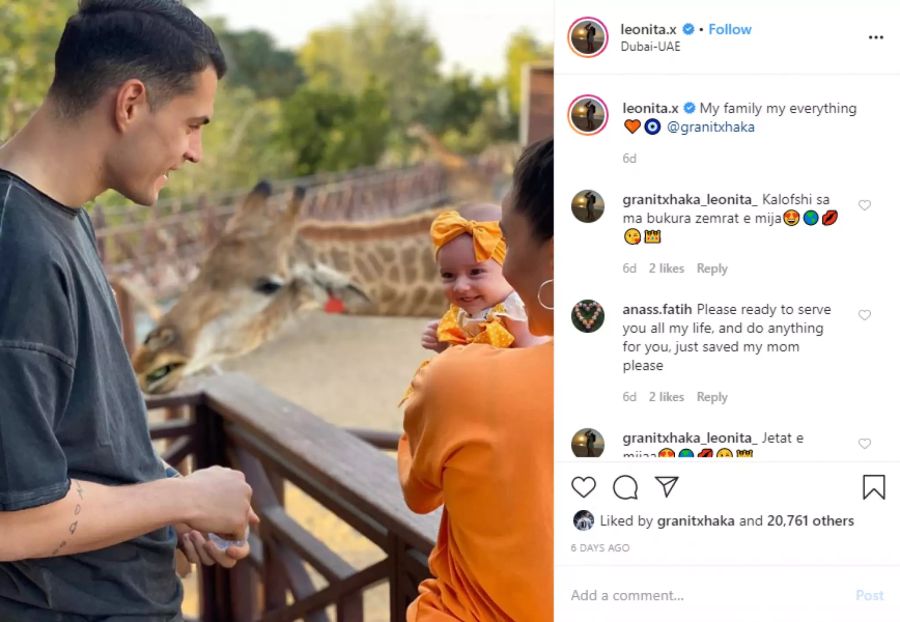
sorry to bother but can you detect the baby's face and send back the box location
[437,234,512,316]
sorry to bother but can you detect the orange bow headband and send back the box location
[430,210,507,264]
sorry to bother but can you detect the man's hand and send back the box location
[174,511,259,574]
[421,320,448,353]
[178,466,253,538]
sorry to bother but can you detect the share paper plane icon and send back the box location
[655,476,679,498]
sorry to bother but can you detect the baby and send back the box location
[421,205,546,352]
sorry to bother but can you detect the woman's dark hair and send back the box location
[49,0,227,117]
[510,137,553,241]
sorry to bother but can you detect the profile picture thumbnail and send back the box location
[568,95,608,135]
[571,190,604,223]
[568,17,608,57]
[571,299,604,333]
[572,428,605,458]
[574,510,595,531]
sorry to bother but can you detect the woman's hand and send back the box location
[421,320,448,353]
[504,318,551,348]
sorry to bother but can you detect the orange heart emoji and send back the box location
[624,119,641,133]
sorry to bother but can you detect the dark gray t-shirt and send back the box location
[0,170,182,620]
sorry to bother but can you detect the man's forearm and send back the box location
[0,477,189,562]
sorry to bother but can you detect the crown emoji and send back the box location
[644,230,661,244]
[736,449,753,458]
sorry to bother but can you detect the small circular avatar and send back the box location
[625,228,641,245]
[574,510,595,531]
[568,95,608,135]
[783,210,800,226]
[571,300,604,333]
[572,428,605,458]
[572,190,605,223]
[568,17,609,57]
[716,448,734,458]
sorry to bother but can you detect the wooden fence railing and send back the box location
[148,374,438,622]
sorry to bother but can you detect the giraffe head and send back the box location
[132,181,368,394]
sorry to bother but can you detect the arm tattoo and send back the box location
[51,480,85,557]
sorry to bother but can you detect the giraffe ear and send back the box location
[284,185,306,223]
[238,180,273,216]
[225,180,273,233]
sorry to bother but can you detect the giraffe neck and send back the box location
[298,209,447,317]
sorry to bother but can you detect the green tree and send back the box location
[0,0,71,141]
[419,74,512,155]
[504,29,552,118]
[421,71,487,136]
[213,24,305,100]
[440,79,516,155]
[297,0,441,128]
[280,81,390,176]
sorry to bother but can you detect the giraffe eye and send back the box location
[254,279,283,295]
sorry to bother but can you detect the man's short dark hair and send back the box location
[49,0,227,117]
[511,137,553,241]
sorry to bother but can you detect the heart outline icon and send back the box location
[859,310,872,320]
[858,200,871,211]
[624,119,641,134]
[571,476,597,498]
[859,438,872,449]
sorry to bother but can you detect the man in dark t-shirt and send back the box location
[0,2,257,619]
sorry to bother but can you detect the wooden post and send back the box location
[263,471,289,613]
[194,404,238,622]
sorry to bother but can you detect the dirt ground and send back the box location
[178,312,433,621]
[222,312,430,428]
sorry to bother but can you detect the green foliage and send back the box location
[0,0,72,141]
[422,75,513,155]
[297,0,442,128]
[504,29,552,118]
[421,72,488,135]
[280,81,390,176]
[294,0,531,162]
[214,24,305,100]
[442,96,516,155]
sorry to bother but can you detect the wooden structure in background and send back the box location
[520,61,554,146]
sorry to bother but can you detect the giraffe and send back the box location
[131,181,370,394]
[297,209,445,317]
[132,131,518,393]
[131,177,502,393]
